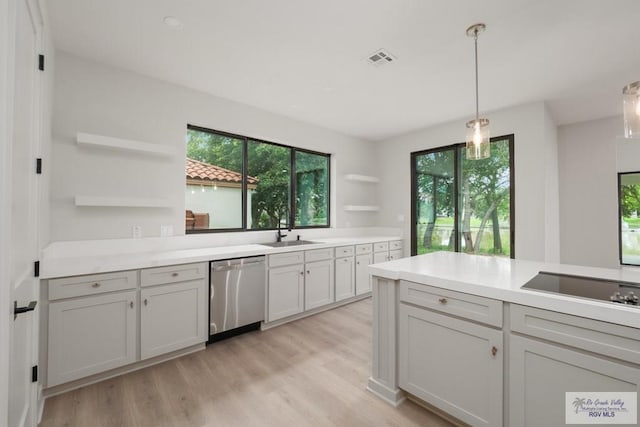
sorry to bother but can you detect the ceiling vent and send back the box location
[367,49,396,66]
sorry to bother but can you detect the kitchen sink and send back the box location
[262,240,319,248]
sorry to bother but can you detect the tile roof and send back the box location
[186,158,258,184]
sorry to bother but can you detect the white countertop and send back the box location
[369,251,640,328]
[40,236,402,279]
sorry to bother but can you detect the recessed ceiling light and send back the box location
[163,16,182,28]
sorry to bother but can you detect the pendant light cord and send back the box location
[474,29,479,123]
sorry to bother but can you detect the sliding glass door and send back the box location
[411,135,514,257]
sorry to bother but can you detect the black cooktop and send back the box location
[521,272,640,306]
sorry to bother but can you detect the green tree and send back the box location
[621,183,640,218]
[460,139,511,254]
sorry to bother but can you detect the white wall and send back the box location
[558,115,639,269]
[374,102,559,262]
[50,51,378,241]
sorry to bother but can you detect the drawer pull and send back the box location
[92,283,100,288]
[171,272,179,277]
[129,301,134,309]
[491,346,498,357]
[438,298,447,304]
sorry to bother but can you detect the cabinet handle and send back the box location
[129,301,134,309]
[300,271,304,276]
[357,261,360,265]
[144,299,148,306]
[438,298,447,304]
[491,346,498,357]
[92,282,100,288]
[171,272,179,277]
[307,270,310,274]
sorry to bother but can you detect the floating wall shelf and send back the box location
[74,196,173,208]
[343,205,380,212]
[77,132,176,157]
[344,174,380,183]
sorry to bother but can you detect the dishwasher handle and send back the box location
[212,257,265,272]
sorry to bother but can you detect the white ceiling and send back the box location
[48,0,640,141]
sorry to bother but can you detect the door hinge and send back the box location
[32,365,38,382]
[38,54,44,71]
[36,158,42,174]
[34,261,39,277]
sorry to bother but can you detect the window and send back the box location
[295,150,329,227]
[185,125,330,233]
[411,134,514,257]
[618,172,640,265]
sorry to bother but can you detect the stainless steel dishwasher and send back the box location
[209,256,266,342]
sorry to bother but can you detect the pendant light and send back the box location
[623,81,640,138]
[465,23,490,160]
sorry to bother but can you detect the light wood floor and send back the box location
[40,298,454,427]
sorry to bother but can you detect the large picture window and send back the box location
[411,134,514,257]
[618,171,640,265]
[185,125,330,233]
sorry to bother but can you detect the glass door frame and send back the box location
[410,134,515,258]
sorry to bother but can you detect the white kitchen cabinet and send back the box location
[48,290,137,387]
[268,263,304,322]
[399,303,503,427]
[140,280,207,360]
[335,256,355,301]
[355,253,372,295]
[373,240,404,263]
[510,335,640,426]
[304,259,335,310]
[509,305,640,426]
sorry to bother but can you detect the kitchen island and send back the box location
[368,252,640,426]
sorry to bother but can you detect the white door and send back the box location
[4,0,43,425]
[304,260,334,310]
[355,253,372,295]
[335,257,354,301]
[267,264,304,322]
[141,281,207,360]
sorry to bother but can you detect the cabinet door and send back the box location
[355,254,372,295]
[388,249,403,261]
[510,335,640,427]
[335,257,355,301]
[373,252,388,264]
[268,264,304,322]
[140,279,207,360]
[305,260,335,310]
[399,304,503,427]
[48,291,137,387]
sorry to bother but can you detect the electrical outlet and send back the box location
[132,225,142,238]
[160,225,173,237]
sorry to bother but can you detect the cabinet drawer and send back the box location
[389,240,403,250]
[268,251,304,268]
[49,271,137,300]
[374,242,389,252]
[400,281,502,327]
[335,245,355,257]
[305,247,334,262]
[511,304,640,364]
[141,262,207,287]
[355,244,373,255]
